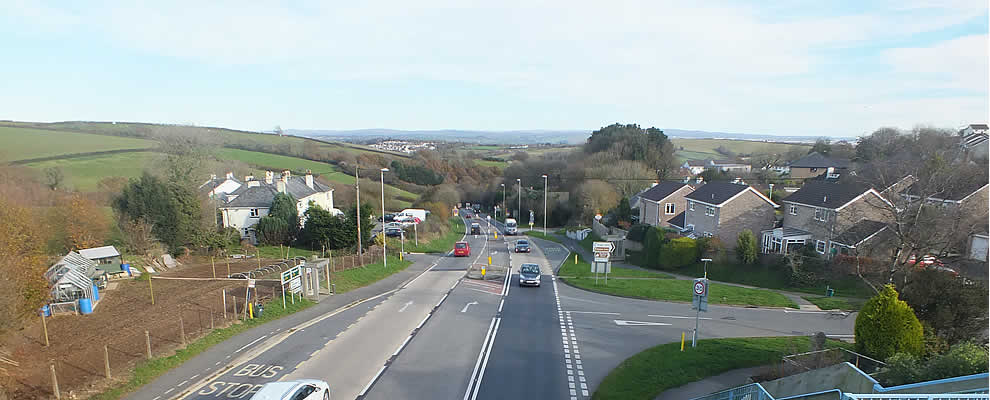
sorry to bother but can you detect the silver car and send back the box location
[250,379,331,400]
[518,263,541,287]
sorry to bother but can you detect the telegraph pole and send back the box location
[355,165,363,264]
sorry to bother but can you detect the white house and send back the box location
[199,172,243,199]
[219,170,336,244]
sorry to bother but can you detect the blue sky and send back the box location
[1,1,986,137]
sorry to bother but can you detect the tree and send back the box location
[0,200,49,336]
[255,193,298,246]
[114,172,203,253]
[809,138,832,155]
[698,168,728,183]
[613,197,632,225]
[49,193,110,252]
[899,269,989,345]
[855,284,924,360]
[345,202,376,251]
[511,151,530,162]
[44,166,64,190]
[735,229,758,264]
[574,179,621,222]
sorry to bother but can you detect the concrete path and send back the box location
[654,366,765,400]
[550,233,822,311]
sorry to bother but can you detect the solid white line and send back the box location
[498,299,504,313]
[393,335,413,357]
[463,318,497,400]
[417,314,431,330]
[563,311,621,315]
[471,318,502,400]
[402,262,437,289]
[359,365,388,397]
[648,314,714,320]
[436,293,449,308]
[234,335,268,353]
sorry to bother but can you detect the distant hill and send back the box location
[290,128,856,145]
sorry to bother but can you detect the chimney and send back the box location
[225,171,234,180]
[265,170,274,185]
[651,181,658,188]
[305,170,314,189]
[277,180,286,193]
[282,170,291,182]
[244,174,254,181]
[823,195,828,203]
[210,173,217,180]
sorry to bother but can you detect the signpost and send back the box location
[280,265,302,308]
[592,241,615,285]
[691,277,708,348]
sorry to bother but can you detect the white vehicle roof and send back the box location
[250,380,325,400]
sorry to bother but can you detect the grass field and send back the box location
[562,276,798,308]
[594,336,843,400]
[0,126,157,161]
[328,256,412,293]
[801,296,864,311]
[216,148,355,183]
[395,218,467,253]
[672,138,810,162]
[23,151,160,191]
[474,159,510,169]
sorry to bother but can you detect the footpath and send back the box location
[546,232,822,311]
[124,254,439,400]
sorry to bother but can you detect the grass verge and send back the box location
[801,296,863,311]
[89,297,314,400]
[562,277,798,308]
[399,218,466,253]
[558,254,672,279]
[523,230,563,243]
[328,255,412,293]
[594,336,837,400]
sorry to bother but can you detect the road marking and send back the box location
[164,388,175,394]
[465,317,502,400]
[398,301,414,313]
[359,365,388,397]
[498,299,504,312]
[463,317,497,400]
[648,314,713,320]
[234,335,268,353]
[152,396,161,400]
[562,310,622,315]
[178,380,188,386]
[189,374,199,380]
[310,349,320,357]
[461,301,479,313]
[393,335,413,357]
[614,320,672,326]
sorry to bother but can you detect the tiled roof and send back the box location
[783,181,871,209]
[667,211,686,228]
[641,182,691,202]
[224,175,333,208]
[685,182,750,206]
[789,152,849,169]
[832,220,888,247]
[905,180,989,202]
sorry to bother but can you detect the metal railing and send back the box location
[691,383,775,400]
[843,395,989,400]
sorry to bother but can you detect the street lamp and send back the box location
[768,183,774,202]
[380,168,389,268]
[516,178,521,222]
[542,174,548,234]
[501,183,506,223]
[701,258,712,279]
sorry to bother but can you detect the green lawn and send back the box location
[23,151,159,191]
[595,336,827,400]
[662,261,876,299]
[801,296,863,311]
[328,255,412,293]
[89,296,315,400]
[523,230,562,243]
[395,218,467,253]
[0,126,157,162]
[562,276,798,308]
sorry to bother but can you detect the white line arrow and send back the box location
[398,301,413,313]
[461,301,478,313]
[613,320,671,326]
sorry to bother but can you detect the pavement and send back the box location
[653,366,766,400]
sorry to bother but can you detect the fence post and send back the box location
[222,289,227,319]
[50,362,60,400]
[145,330,152,359]
[210,306,215,330]
[41,313,50,347]
[104,345,111,379]
[179,316,186,346]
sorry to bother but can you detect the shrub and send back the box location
[924,342,989,381]
[660,237,697,268]
[877,352,922,386]
[735,229,758,264]
[626,224,651,242]
[641,226,666,269]
[855,284,924,360]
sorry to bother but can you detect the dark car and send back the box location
[518,263,541,287]
[384,227,402,237]
[470,223,481,235]
[381,213,396,222]
[514,239,531,253]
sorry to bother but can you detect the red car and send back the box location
[454,241,471,257]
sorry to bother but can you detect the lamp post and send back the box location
[542,174,548,234]
[501,183,506,223]
[768,183,774,202]
[380,168,389,268]
[701,258,712,279]
[516,178,521,222]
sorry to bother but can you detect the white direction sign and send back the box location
[613,320,671,326]
[593,241,615,253]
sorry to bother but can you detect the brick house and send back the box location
[762,181,890,258]
[788,152,849,179]
[638,182,694,228]
[671,182,777,245]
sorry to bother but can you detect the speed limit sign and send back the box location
[693,279,707,296]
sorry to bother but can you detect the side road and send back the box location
[545,232,822,311]
[125,254,439,400]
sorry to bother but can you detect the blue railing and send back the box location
[690,383,775,400]
[689,371,989,400]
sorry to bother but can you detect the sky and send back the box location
[1,1,987,137]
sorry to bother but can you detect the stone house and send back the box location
[672,182,777,246]
[638,182,695,228]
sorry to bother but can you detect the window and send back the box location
[789,205,798,215]
[688,201,695,211]
[816,240,826,254]
[664,203,675,215]
[705,206,715,217]
[703,232,713,238]
[250,208,260,217]
[814,208,827,222]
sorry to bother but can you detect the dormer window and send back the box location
[814,208,827,222]
[789,205,798,215]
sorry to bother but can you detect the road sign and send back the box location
[694,280,706,296]
[594,251,611,262]
[594,213,602,221]
[593,241,615,253]
[248,279,256,288]
[692,278,708,312]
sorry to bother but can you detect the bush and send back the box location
[735,229,758,264]
[876,352,922,386]
[855,285,924,360]
[626,224,651,242]
[924,342,989,381]
[660,237,697,268]
[641,227,666,269]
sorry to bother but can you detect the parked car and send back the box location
[514,239,531,253]
[384,227,402,237]
[250,379,330,400]
[454,241,471,257]
[470,223,481,235]
[381,213,396,222]
[518,263,541,287]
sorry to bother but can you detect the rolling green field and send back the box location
[216,148,357,184]
[0,126,157,161]
[24,151,160,191]
[672,138,810,161]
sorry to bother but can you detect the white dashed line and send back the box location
[163,388,175,394]
[178,380,188,386]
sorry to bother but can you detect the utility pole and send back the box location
[501,183,506,223]
[516,178,521,221]
[355,165,363,264]
[542,174,548,234]
[380,168,389,268]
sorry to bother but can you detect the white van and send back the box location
[505,218,518,235]
[397,208,427,223]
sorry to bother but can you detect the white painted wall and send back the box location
[969,234,988,262]
[222,207,269,243]
[297,190,334,224]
